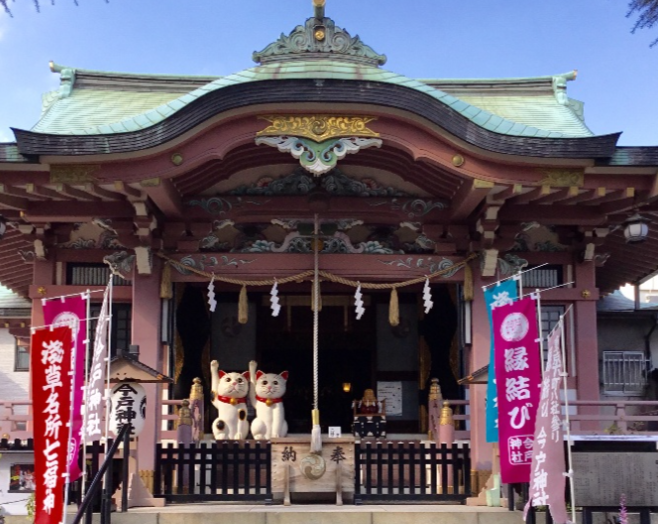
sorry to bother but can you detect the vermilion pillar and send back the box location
[574,260,599,430]
[470,269,493,473]
[131,256,163,472]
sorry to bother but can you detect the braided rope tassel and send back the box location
[311,213,322,454]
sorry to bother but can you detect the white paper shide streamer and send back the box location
[354,284,365,320]
[423,277,433,314]
[207,274,217,313]
[270,280,281,317]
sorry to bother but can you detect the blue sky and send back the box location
[0,0,656,145]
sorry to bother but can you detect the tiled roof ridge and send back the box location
[72,62,582,139]
[49,62,220,92]
[419,70,577,89]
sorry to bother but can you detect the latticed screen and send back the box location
[522,264,563,289]
[67,263,131,286]
[602,350,648,396]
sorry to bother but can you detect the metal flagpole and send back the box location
[481,263,549,291]
[535,289,545,380]
[104,275,115,440]
[559,307,576,524]
[61,301,79,524]
[80,290,92,500]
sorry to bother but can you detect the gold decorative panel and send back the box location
[257,115,380,142]
[537,169,584,187]
[50,164,100,183]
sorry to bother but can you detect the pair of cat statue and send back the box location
[210,359,288,441]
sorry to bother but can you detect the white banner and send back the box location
[84,283,111,441]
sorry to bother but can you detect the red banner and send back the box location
[492,297,542,484]
[42,294,87,481]
[31,326,73,524]
[524,324,568,523]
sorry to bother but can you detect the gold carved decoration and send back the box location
[140,178,161,187]
[256,115,380,143]
[537,169,584,188]
[50,165,99,184]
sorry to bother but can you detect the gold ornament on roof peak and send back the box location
[257,115,380,143]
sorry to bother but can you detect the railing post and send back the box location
[616,403,628,433]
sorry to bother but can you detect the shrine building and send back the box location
[1,0,658,496]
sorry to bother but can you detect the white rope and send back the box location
[313,213,319,412]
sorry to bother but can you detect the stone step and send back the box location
[5,505,525,524]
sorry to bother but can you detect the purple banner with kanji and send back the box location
[42,294,87,481]
[524,324,568,523]
[492,296,542,484]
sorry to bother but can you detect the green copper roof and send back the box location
[32,61,592,140]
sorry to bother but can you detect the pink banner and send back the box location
[492,297,542,484]
[31,326,72,524]
[524,324,568,523]
[42,294,87,481]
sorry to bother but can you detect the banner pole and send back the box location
[80,290,91,501]
[104,276,115,441]
[61,321,76,524]
[559,310,576,523]
[535,289,545,380]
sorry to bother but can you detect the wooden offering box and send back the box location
[271,436,355,504]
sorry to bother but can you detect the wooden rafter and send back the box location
[506,185,551,205]
[85,183,125,201]
[449,179,494,221]
[54,184,101,202]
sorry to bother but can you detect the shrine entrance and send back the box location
[205,286,462,435]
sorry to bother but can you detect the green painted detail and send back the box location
[254,135,382,176]
[252,16,386,67]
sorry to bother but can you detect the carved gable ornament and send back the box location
[255,115,382,176]
[252,16,386,67]
[537,168,584,188]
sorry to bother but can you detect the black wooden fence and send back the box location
[154,441,272,503]
[354,441,471,503]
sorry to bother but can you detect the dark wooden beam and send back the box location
[54,183,101,202]
[507,185,551,205]
[531,186,579,205]
[23,201,135,222]
[499,205,606,226]
[0,193,29,210]
[25,183,64,200]
[141,178,184,219]
[85,183,125,201]
[449,179,494,221]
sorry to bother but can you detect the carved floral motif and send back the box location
[378,256,462,278]
[255,136,382,176]
[257,115,379,142]
[172,255,256,275]
[252,16,387,66]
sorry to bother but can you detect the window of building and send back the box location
[89,303,132,357]
[522,265,563,289]
[14,341,29,371]
[539,305,565,364]
[602,350,648,396]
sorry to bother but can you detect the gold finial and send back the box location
[439,401,454,427]
[428,378,442,401]
[176,399,193,428]
[190,377,204,400]
[313,0,325,19]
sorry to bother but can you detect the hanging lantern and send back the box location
[623,212,650,243]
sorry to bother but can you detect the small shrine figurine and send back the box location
[352,389,384,416]
[352,388,387,438]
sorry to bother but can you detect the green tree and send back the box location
[628,0,658,46]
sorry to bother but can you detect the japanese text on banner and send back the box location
[31,326,73,524]
[524,323,568,524]
[492,296,542,484]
